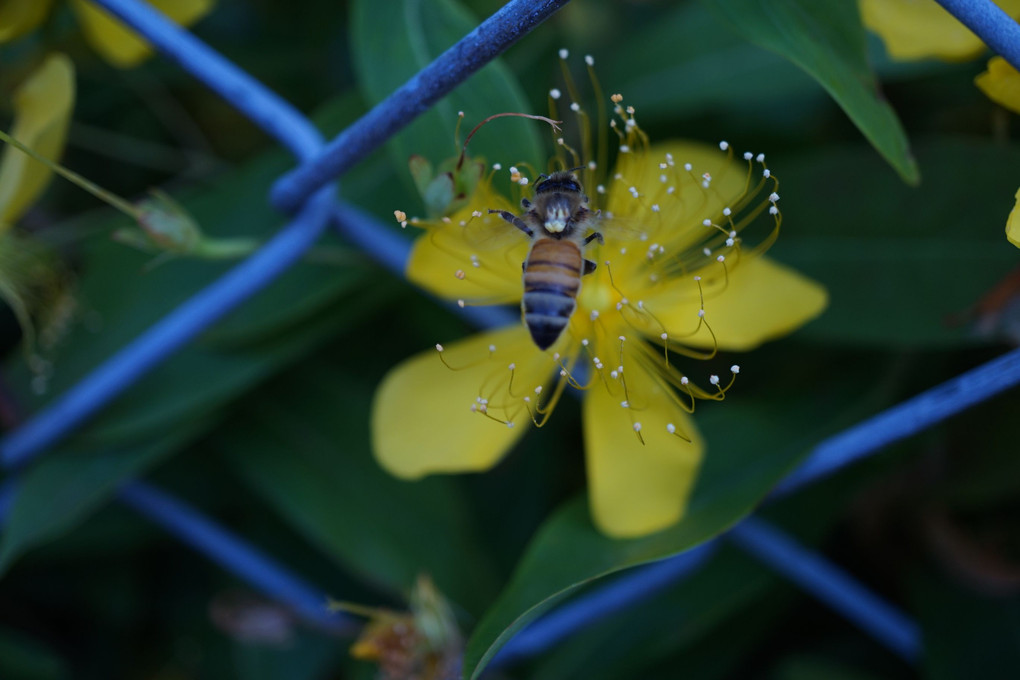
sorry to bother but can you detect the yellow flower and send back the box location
[0,53,76,361]
[0,54,75,229]
[860,0,1020,249]
[0,0,214,68]
[860,0,1020,61]
[371,99,827,538]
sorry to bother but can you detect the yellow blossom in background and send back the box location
[0,0,56,43]
[372,99,827,538]
[976,55,1020,113]
[860,0,1020,249]
[0,54,75,229]
[0,53,76,361]
[0,0,214,68]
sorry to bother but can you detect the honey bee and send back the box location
[490,170,603,349]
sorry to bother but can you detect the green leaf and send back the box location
[0,625,67,680]
[704,0,919,185]
[775,139,1020,348]
[217,346,501,613]
[351,0,543,198]
[462,363,889,678]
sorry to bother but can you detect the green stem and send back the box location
[0,129,140,220]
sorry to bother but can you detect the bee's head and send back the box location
[534,170,583,196]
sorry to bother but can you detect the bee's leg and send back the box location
[583,259,597,275]
[583,231,604,246]
[489,209,534,237]
[521,197,532,210]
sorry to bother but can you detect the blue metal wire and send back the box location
[269,0,572,213]
[118,480,353,632]
[936,0,1020,72]
[773,345,1020,496]
[729,517,921,662]
[0,187,335,469]
[489,541,719,668]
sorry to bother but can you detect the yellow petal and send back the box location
[648,256,828,352]
[0,53,75,228]
[605,141,746,258]
[976,56,1020,115]
[405,184,526,304]
[372,326,552,479]
[1006,187,1020,248]
[859,0,999,61]
[0,0,55,43]
[72,0,215,68]
[583,357,704,538]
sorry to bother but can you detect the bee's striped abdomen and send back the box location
[522,239,583,350]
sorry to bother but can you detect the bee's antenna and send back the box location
[457,113,562,170]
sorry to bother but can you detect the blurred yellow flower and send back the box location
[0,54,76,362]
[0,53,75,230]
[0,0,214,68]
[860,0,1020,249]
[372,99,827,538]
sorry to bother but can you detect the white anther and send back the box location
[660,332,667,340]
[559,48,569,59]
[570,102,581,112]
[680,376,689,385]
[519,177,529,186]
[637,300,644,309]
[666,423,676,434]
[507,421,515,428]
[659,163,668,170]
[629,186,639,198]
[523,396,531,403]
[592,356,601,364]
[588,160,597,170]
[550,88,562,99]
[769,192,780,203]
[457,299,465,308]
[722,207,731,216]
[697,309,705,318]
[731,365,740,374]
[619,247,627,254]
[590,310,600,320]
[703,247,712,256]
[729,230,737,238]
[651,204,660,212]
[489,344,496,352]
[667,186,676,194]
[493,163,502,170]
[610,370,618,379]
[617,365,624,373]
[633,422,642,432]
[719,141,729,150]
[619,144,630,153]
[535,385,543,395]
[582,338,590,346]
[553,352,561,360]
[743,151,753,160]
[659,174,668,183]
[717,255,726,262]
[620,400,629,408]
[769,205,779,215]
[710,375,720,385]
[597,184,606,194]
[455,269,465,279]
[508,363,516,370]
[756,153,765,163]
[763,169,771,178]
[560,369,567,377]
[703,219,712,227]
[726,238,735,247]
[436,344,444,352]
[684,162,692,171]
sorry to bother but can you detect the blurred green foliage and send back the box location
[1,0,1019,678]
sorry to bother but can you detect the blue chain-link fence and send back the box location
[2,0,1018,674]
